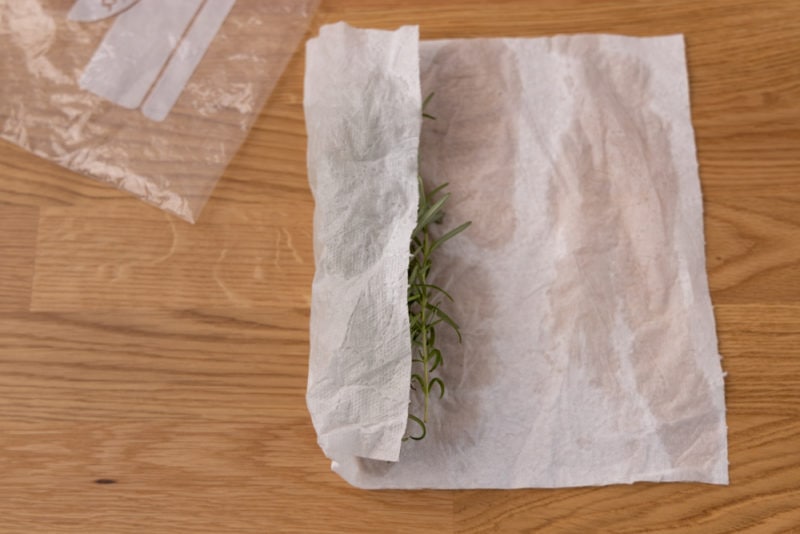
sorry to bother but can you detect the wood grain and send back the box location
[0,205,38,312]
[0,0,798,532]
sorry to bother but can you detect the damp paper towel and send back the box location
[305,22,728,489]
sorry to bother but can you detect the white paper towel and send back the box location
[305,23,421,463]
[305,22,728,489]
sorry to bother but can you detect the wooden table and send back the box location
[1,0,798,532]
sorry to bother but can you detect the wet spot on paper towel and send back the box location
[547,38,717,465]
[318,74,417,279]
[419,39,521,250]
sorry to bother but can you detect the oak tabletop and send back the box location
[1,0,798,532]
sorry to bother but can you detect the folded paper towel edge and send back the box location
[304,22,422,465]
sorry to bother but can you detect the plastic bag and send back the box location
[0,0,319,222]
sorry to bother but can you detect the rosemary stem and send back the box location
[420,230,430,423]
[405,93,470,441]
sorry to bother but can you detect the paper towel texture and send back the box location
[305,23,728,489]
[305,24,421,463]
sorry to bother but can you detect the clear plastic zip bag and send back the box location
[0,0,319,222]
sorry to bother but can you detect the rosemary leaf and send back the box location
[405,93,472,441]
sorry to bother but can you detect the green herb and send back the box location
[405,94,471,441]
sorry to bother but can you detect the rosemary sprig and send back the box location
[405,94,471,441]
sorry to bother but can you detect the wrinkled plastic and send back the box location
[0,0,319,222]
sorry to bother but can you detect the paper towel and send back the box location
[305,23,421,463]
[305,22,728,489]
